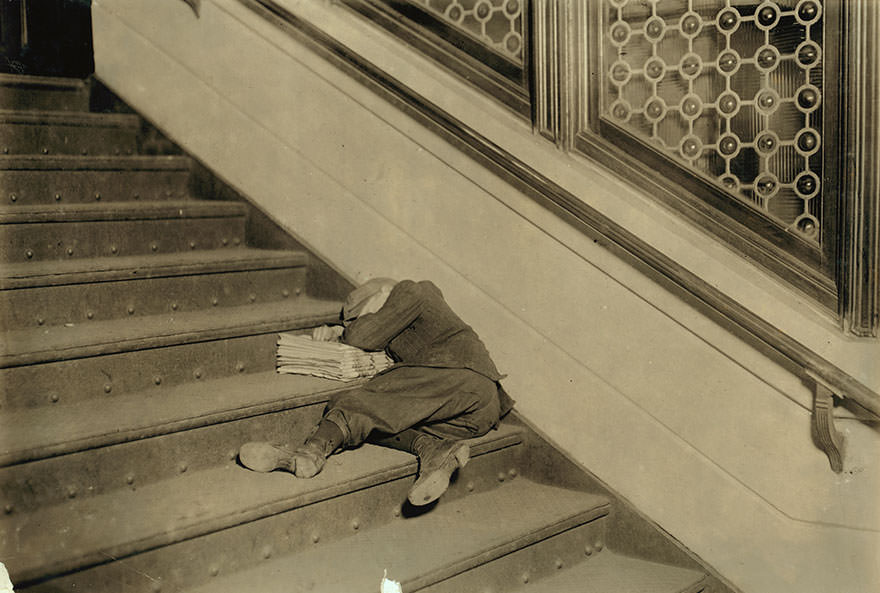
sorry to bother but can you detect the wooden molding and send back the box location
[237,0,880,420]
[840,0,880,337]
[339,0,531,119]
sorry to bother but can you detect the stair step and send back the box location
[0,371,351,465]
[3,424,527,587]
[0,297,342,367]
[510,551,707,593]
[0,247,306,289]
[1,248,309,329]
[0,109,140,156]
[0,155,190,204]
[171,479,607,593]
[0,74,90,111]
[0,200,247,263]
[2,333,284,410]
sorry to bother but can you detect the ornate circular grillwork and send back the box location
[414,0,525,63]
[601,0,825,241]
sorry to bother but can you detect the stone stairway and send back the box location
[0,74,717,593]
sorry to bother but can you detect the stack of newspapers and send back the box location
[276,332,394,381]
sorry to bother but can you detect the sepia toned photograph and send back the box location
[1,1,878,592]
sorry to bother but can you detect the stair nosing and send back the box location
[3,425,528,586]
[0,299,343,368]
[0,73,87,91]
[0,154,190,171]
[0,248,309,289]
[0,109,140,128]
[0,200,248,223]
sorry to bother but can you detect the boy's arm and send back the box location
[343,280,423,350]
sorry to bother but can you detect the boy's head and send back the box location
[343,278,397,323]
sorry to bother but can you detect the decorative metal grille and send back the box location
[600,0,824,241]
[413,0,525,64]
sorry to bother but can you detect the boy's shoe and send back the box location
[237,440,327,478]
[408,438,470,506]
[238,442,294,473]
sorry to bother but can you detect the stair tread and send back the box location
[0,424,528,584]
[0,298,342,367]
[0,109,140,128]
[515,551,706,593]
[0,73,87,91]
[0,154,189,170]
[0,247,308,289]
[0,371,353,465]
[180,479,608,593]
[0,199,247,223]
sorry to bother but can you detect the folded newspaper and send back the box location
[276,332,394,381]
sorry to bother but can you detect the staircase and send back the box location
[0,74,720,593]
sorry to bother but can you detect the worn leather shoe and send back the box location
[238,442,295,473]
[408,438,470,506]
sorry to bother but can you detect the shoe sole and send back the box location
[407,442,470,506]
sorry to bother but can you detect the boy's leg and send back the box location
[326,367,501,447]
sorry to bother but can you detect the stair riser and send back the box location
[1,267,307,330]
[1,123,138,156]
[0,169,189,204]
[1,334,281,410]
[1,401,337,513]
[20,444,526,593]
[2,217,246,262]
[423,518,608,593]
[0,87,90,112]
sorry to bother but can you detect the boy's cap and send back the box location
[343,277,397,321]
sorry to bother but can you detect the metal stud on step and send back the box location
[25,249,33,259]
[179,462,188,473]
[312,533,320,543]
[555,558,564,569]
[194,369,202,379]
[49,393,59,403]
[351,519,360,530]
[4,504,12,514]
[42,147,48,154]
[282,289,290,298]
[233,238,241,246]
[126,474,135,485]
[110,245,118,254]
[261,545,272,559]
[37,318,44,326]
[153,376,162,385]
[249,294,256,303]
[508,468,517,478]
[67,248,74,256]
[104,383,113,394]
[189,241,197,250]
[151,242,158,252]
[54,193,61,201]
[128,305,136,315]
[94,192,101,201]
[497,472,506,482]
[236,362,246,373]
[10,193,17,202]
[594,540,604,552]
[467,482,475,492]
[87,311,94,319]
[584,544,594,556]
[67,486,78,499]
[209,565,220,577]
[211,297,218,306]
[521,573,529,584]
[171,302,178,311]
